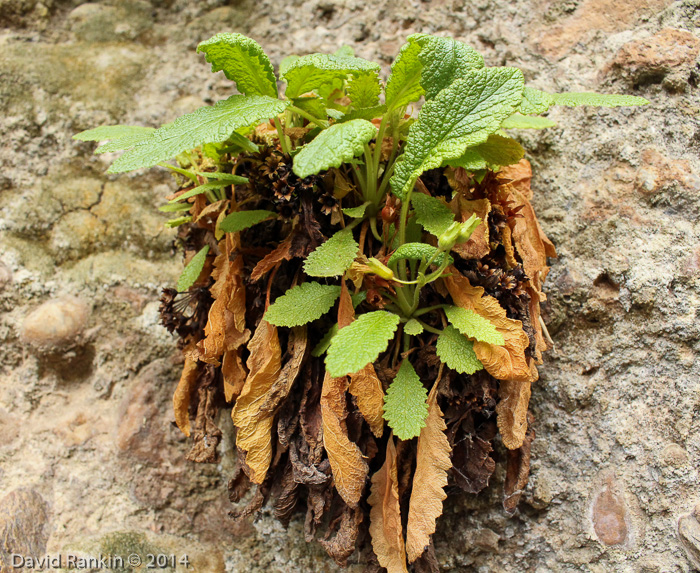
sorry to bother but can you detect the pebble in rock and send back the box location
[20,296,90,350]
[591,476,630,546]
[0,489,50,570]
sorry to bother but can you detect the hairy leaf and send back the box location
[321,372,368,506]
[73,124,154,142]
[108,95,288,173]
[404,319,424,336]
[411,193,455,237]
[385,39,424,111]
[391,68,524,199]
[264,282,342,327]
[552,92,649,107]
[444,305,504,345]
[519,87,555,115]
[177,245,209,291]
[291,96,327,120]
[303,229,360,277]
[435,326,484,375]
[349,364,386,437]
[446,149,486,171]
[342,203,369,218]
[474,134,525,167]
[219,209,276,233]
[368,438,408,573]
[231,320,282,483]
[293,119,376,178]
[197,33,278,98]
[95,131,155,154]
[326,311,400,377]
[339,104,387,122]
[383,360,429,440]
[406,381,451,563]
[348,71,381,108]
[283,53,380,99]
[387,242,452,267]
[312,323,339,357]
[501,114,557,129]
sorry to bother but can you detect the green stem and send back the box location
[413,304,449,317]
[369,216,382,242]
[275,120,291,155]
[417,320,442,335]
[286,105,328,128]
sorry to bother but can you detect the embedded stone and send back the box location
[20,296,90,349]
[0,489,50,571]
[591,476,630,546]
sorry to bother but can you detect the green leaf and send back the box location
[347,71,381,108]
[343,203,369,218]
[326,311,401,377]
[293,119,376,178]
[108,95,288,173]
[385,39,424,111]
[219,209,276,233]
[177,245,209,291]
[291,96,328,120]
[279,55,300,77]
[159,202,192,213]
[383,360,429,440]
[445,149,486,171]
[161,163,198,184]
[473,134,525,167]
[225,131,259,153]
[304,229,359,277]
[390,67,525,199]
[501,114,557,129]
[264,282,342,328]
[351,291,367,308]
[435,325,484,375]
[411,193,455,237]
[311,323,339,357]
[283,53,380,99]
[404,319,424,336]
[444,306,504,345]
[551,92,649,107]
[409,33,485,100]
[197,33,278,98]
[73,125,154,142]
[339,104,387,122]
[334,45,355,58]
[387,243,452,267]
[194,171,249,184]
[519,87,555,115]
[170,181,228,203]
[165,215,193,228]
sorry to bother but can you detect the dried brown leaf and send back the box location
[449,197,491,260]
[259,326,308,416]
[221,348,247,402]
[406,382,451,563]
[186,365,221,463]
[172,347,199,437]
[338,280,354,329]
[368,437,408,573]
[251,233,293,281]
[231,319,282,483]
[502,225,518,269]
[503,413,535,514]
[319,504,363,567]
[274,461,300,526]
[495,360,537,450]
[349,364,385,438]
[321,372,368,506]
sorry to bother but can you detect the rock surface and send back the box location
[0,1,698,572]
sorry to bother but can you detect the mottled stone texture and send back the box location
[0,1,698,571]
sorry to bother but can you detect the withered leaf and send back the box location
[368,436,408,573]
[449,197,491,260]
[452,434,495,494]
[251,232,294,281]
[274,461,300,526]
[319,503,363,567]
[320,372,369,506]
[259,326,308,416]
[186,366,222,463]
[495,358,537,450]
[337,280,354,329]
[349,364,385,438]
[406,381,451,563]
[231,319,282,483]
[221,348,247,402]
[503,413,535,514]
[172,348,199,437]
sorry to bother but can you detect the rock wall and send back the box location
[1,0,699,571]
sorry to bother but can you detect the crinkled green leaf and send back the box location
[501,114,557,129]
[385,39,424,111]
[279,55,299,77]
[177,245,209,291]
[474,134,525,167]
[387,243,452,267]
[304,229,359,277]
[73,125,154,142]
[390,67,524,199]
[291,96,328,119]
[404,319,424,336]
[383,360,429,440]
[219,209,276,233]
[326,311,400,377]
[445,149,486,171]
[436,325,484,375]
[348,71,381,108]
[343,203,369,218]
[265,282,342,328]
[409,33,485,100]
[312,323,339,357]
[552,92,649,107]
[444,306,504,345]
[108,95,288,173]
[334,45,355,58]
[519,87,555,115]
[197,33,277,98]
[282,53,380,99]
[339,105,387,122]
[293,119,376,178]
[170,181,228,203]
[411,193,455,237]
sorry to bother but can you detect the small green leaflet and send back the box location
[444,306,504,345]
[165,216,193,228]
[161,163,198,184]
[177,245,209,291]
[265,282,342,328]
[304,229,359,277]
[446,149,486,171]
[225,131,259,153]
[312,324,339,357]
[436,325,484,375]
[383,360,429,440]
[170,181,228,203]
[387,243,452,267]
[219,210,276,233]
[342,203,369,218]
[473,134,525,167]
[411,194,455,237]
[519,87,555,115]
[159,202,192,213]
[108,95,288,173]
[409,33,484,100]
[502,114,557,130]
[293,119,376,178]
[404,319,424,336]
[291,97,328,120]
[384,39,424,111]
[326,311,400,377]
[283,53,381,99]
[390,67,525,199]
[551,92,649,107]
[197,33,278,98]
[347,71,381,108]
[194,171,249,184]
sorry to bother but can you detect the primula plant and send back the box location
[75,33,647,570]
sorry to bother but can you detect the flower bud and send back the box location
[456,214,482,244]
[366,258,395,280]
[437,222,461,251]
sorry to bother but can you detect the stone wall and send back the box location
[0,0,698,571]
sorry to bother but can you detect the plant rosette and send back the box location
[75,33,647,570]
